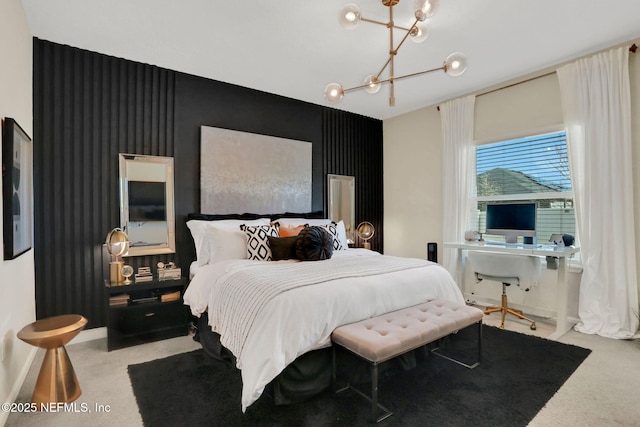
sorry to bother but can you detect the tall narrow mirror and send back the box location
[328,174,355,242]
[119,154,176,256]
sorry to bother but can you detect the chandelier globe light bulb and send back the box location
[409,22,429,43]
[324,83,345,103]
[340,3,362,29]
[414,0,440,21]
[444,52,468,77]
[363,75,382,94]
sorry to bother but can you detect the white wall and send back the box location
[0,0,35,423]
[383,105,442,259]
[383,48,640,320]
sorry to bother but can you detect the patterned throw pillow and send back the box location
[240,224,279,261]
[319,222,344,251]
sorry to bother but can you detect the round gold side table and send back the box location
[17,314,88,405]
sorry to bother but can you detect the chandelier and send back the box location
[324,0,468,107]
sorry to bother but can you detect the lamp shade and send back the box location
[105,228,129,258]
[106,228,129,283]
[356,222,375,249]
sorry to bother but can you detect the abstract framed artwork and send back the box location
[200,126,312,214]
[2,117,33,260]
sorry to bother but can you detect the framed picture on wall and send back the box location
[2,117,33,260]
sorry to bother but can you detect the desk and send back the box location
[444,241,580,339]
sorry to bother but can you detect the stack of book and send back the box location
[160,290,181,302]
[109,294,129,307]
[135,266,153,283]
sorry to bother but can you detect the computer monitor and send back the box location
[485,202,536,244]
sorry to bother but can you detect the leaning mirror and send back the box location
[119,154,176,256]
[327,174,355,243]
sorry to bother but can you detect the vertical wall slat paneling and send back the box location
[322,109,384,252]
[33,40,176,328]
[33,39,383,329]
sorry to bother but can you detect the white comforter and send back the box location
[183,249,464,411]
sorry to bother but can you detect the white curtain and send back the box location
[557,47,639,339]
[440,95,476,279]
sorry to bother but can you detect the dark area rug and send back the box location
[128,326,591,427]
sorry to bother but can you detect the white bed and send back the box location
[184,248,464,411]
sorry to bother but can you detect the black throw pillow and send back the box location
[295,226,334,261]
[267,236,299,261]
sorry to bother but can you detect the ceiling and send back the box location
[20,0,640,120]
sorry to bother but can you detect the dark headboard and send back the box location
[186,210,325,222]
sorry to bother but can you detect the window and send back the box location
[473,131,576,243]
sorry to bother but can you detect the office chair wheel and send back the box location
[530,323,537,330]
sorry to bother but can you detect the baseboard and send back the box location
[69,327,107,345]
[0,347,37,427]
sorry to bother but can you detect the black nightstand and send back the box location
[104,277,188,351]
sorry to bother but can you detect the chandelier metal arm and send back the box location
[375,56,393,82]
[393,19,419,58]
[392,65,445,82]
[360,16,416,33]
[372,18,419,82]
[343,65,444,93]
[360,17,388,27]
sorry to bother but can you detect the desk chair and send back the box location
[467,251,541,331]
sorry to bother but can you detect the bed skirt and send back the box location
[194,313,332,405]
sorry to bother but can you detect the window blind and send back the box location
[476,132,571,197]
[473,132,576,242]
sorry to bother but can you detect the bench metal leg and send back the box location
[333,345,393,423]
[430,321,482,369]
[371,363,378,422]
[370,363,393,423]
[333,344,349,393]
[332,344,336,392]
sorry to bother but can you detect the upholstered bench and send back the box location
[331,299,483,423]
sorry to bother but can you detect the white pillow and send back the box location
[274,218,331,227]
[200,227,248,265]
[187,218,270,265]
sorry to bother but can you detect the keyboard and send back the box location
[483,241,542,248]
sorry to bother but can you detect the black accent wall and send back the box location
[32,38,383,329]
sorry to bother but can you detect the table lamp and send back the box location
[356,222,375,250]
[105,228,129,283]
